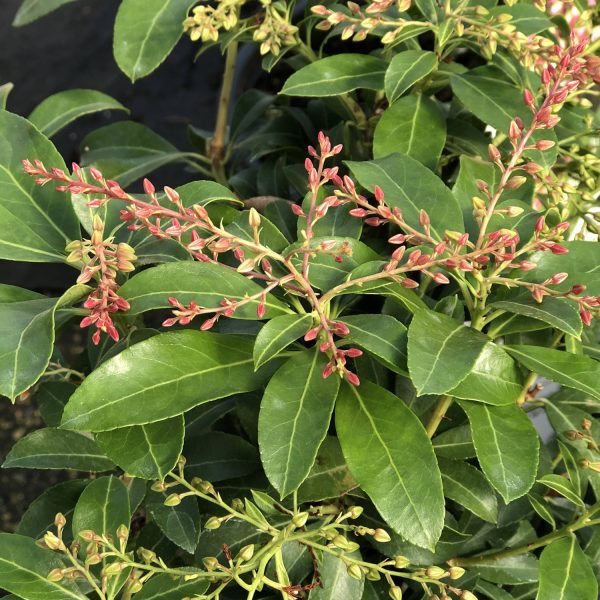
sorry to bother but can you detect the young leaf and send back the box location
[28,90,128,137]
[259,350,340,498]
[438,457,498,523]
[384,50,437,103]
[527,493,556,528]
[338,314,407,374]
[61,331,271,431]
[0,83,14,109]
[537,475,585,508]
[12,0,80,26]
[536,536,597,600]
[0,111,80,261]
[470,554,539,584]
[3,428,114,471]
[0,533,88,599]
[146,489,200,554]
[459,401,539,502]
[309,551,364,600]
[133,575,209,600]
[505,346,600,401]
[490,5,553,35]
[253,313,312,369]
[119,261,291,319]
[280,54,387,96]
[113,0,195,82]
[347,153,464,240]
[72,476,131,542]
[491,296,582,338]
[336,380,444,549]
[96,416,184,480]
[373,95,446,170]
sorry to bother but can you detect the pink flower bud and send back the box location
[334,322,350,336]
[509,119,521,140]
[143,178,156,195]
[523,89,535,108]
[349,208,368,217]
[388,234,406,245]
[550,243,568,255]
[419,209,430,227]
[291,204,305,217]
[488,144,501,162]
[304,327,321,341]
[364,217,382,226]
[519,260,537,271]
[90,167,103,181]
[391,246,405,261]
[257,303,266,319]
[570,284,586,295]
[344,348,363,358]
[322,362,334,378]
[200,317,217,331]
[344,370,360,386]
[432,273,450,284]
[401,278,419,288]
[320,341,331,352]
[305,158,313,173]
[535,140,555,151]
[535,215,546,232]
[549,272,568,284]
[580,309,592,326]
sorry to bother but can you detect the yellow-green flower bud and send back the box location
[373,528,391,543]
[461,591,478,600]
[203,556,220,570]
[47,568,64,582]
[238,544,255,562]
[394,555,410,569]
[292,512,309,527]
[449,566,466,580]
[389,586,403,600]
[426,566,448,579]
[348,505,363,519]
[164,493,181,507]
[205,516,221,530]
[347,563,363,580]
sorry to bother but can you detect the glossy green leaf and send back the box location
[17,480,88,540]
[297,437,357,503]
[432,425,476,459]
[12,0,80,26]
[96,416,184,480]
[407,309,488,395]
[146,489,200,553]
[114,0,194,81]
[373,95,446,170]
[309,551,364,600]
[80,121,183,186]
[336,380,444,549]
[471,554,539,584]
[347,153,463,240]
[385,50,437,103]
[537,475,584,508]
[61,331,271,431]
[0,285,87,401]
[492,296,582,338]
[280,54,387,96]
[460,401,539,502]
[438,457,498,523]
[338,314,407,374]
[259,350,339,497]
[28,89,128,137]
[451,67,557,167]
[490,5,553,35]
[537,536,597,600]
[196,518,267,561]
[3,428,114,471]
[0,110,80,261]
[35,381,75,427]
[120,261,291,318]
[505,346,600,401]
[185,431,259,481]
[134,575,209,600]
[528,493,556,528]
[176,179,241,206]
[253,313,312,369]
[0,533,88,599]
[72,476,131,542]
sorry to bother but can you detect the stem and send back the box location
[425,395,453,438]
[210,41,239,185]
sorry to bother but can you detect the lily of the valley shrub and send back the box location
[0,0,599,599]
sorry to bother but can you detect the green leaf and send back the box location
[373,95,446,170]
[491,296,582,338]
[176,179,241,206]
[407,309,488,396]
[297,437,357,503]
[537,536,597,600]
[432,425,476,459]
[61,331,271,431]
[28,89,128,137]
[385,50,437,103]
[459,401,539,502]
[72,476,131,542]
[280,54,387,96]
[0,83,13,109]
[309,551,364,600]
[471,554,539,584]
[490,5,553,35]
[450,67,557,167]
[347,153,464,240]
[114,0,195,81]
[12,0,80,26]
[0,110,80,261]
[133,575,209,600]
[505,346,600,401]
[184,431,259,481]
[537,475,585,508]
[146,489,200,553]
[253,313,312,369]
[3,428,114,471]
[528,493,556,528]
[438,457,498,523]
[96,416,184,480]
[0,533,88,599]
[259,350,340,497]
[35,381,75,427]
[336,380,444,549]
[17,480,88,540]
[338,314,407,374]
[80,121,184,187]
[119,262,291,319]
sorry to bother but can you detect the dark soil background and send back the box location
[0,0,261,532]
